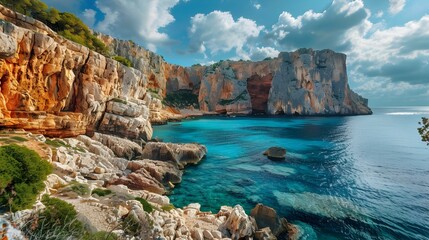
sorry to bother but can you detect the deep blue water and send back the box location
[153,107,429,240]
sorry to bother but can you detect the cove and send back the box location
[153,107,429,239]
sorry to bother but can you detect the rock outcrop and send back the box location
[251,204,294,238]
[142,142,207,168]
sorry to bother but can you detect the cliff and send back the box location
[0,5,153,139]
[97,36,371,116]
[0,4,370,139]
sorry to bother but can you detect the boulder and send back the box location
[92,132,143,160]
[221,205,256,240]
[109,169,166,195]
[250,204,289,237]
[263,147,286,160]
[127,159,182,184]
[142,142,207,167]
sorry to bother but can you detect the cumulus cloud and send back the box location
[94,0,179,51]
[82,9,97,28]
[249,47,279,60]
[389,0,406,14]
[254,4,261,10]
[267,0,369,51]
[189,11,264,58]
[349,15,429,85]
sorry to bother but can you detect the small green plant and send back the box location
[163,90,199,109]
[59,181,90,197]
[161,204,175,211]
[0,144,52,212]
[122,213,142,236]
[111,97,128,105]
[113,56,132,67]
[82,231,119,240]
[418,117,429,145]
[45,139,68,148]
[21,195,85,239]
[10,136,28,142]
[92,188,112,197]
[135,197,154,213]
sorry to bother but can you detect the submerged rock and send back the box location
[264,147,286,160]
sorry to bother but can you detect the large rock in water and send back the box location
[142,142,207,167]
[264,147,286,160]
[251,204,290,237]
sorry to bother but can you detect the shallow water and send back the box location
[153,107,429,240]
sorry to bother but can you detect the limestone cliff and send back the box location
[100,38,371,115]
[0,5,153,139]
[165,50,371,115]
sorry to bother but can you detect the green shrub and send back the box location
[82,231,119,240]
[0,0,109,55]
[122,213,142,236]
[69,182,90,196]
[92,188,112,197]
[0,144,52,212]
[135,197,154,213]
[113,56,132,67]
[111,97,128,105]
[418,117,429,145]
[161,204,175,212]
[22,195,85,240]
[164,90,199,108]
[45,139,67,148]
[10,136,28,142]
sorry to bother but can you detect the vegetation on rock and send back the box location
[135,197,154,213]
[21,195,85,240]
[92,188,113,197]
[113,56,132,67]
[0,0,109,55]
[418,117,429,145]
[0,144,52,212]
[161,204,175,212]
[164,90,199,108]
[218,90,249,106]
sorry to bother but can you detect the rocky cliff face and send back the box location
[164,50,371,115]
[0,5,153,140]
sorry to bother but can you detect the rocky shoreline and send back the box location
[0,3,371,239]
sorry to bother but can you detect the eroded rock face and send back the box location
[0,6,153,140]
[164,50,371,116]
[221,205,256,240]
[251,204,289,237]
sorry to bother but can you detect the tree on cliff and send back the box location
[418,117,429,145]
[0,0,109,55]
[0,144,52,212]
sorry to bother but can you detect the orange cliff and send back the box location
[0,5,153,139]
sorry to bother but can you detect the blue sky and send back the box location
[41,0,429,107]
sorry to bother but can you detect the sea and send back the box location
[153,107,429,240]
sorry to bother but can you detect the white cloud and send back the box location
[389,0,406,14]
[253,4,261,10]
[189,11,264,58]
[267,0,369,51]
[249,47,279,60]
[375,10,384,18]
[94,0,179,51]
[82,9,97,28]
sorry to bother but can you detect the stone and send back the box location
[92,132,143,159]
[255,227,277,240]
[263,147,286,160]
[250,204,289,237]
[0,31,17,58]
[94,166,105,174]
[191,229,204,240]
[142,142,207,167]
[127,159,182,184]
[221,205,256,240]
[211,230,223,239]
[203,229,214,239]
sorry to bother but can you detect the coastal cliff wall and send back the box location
[99,36,371,115]
[0,5,153,139]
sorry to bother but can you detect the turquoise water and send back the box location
[153,107,429,240]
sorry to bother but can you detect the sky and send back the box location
[40,0,429,107]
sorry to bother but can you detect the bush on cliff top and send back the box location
[0,0,109,55]
[0,144,52,212]
[418,117,429,145]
